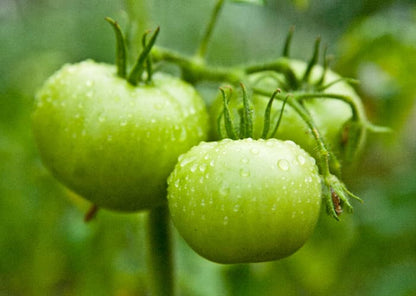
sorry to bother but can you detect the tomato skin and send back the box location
[210,59,367,161]
[32,60,209,212]
[167,138,322,264]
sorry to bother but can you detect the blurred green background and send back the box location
[1,0,416,295]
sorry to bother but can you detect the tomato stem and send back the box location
[245,59,299,90]
[315,44,330,86]
[261,89,280,138]
[128,26,160,85]
[302,36,321,84]
[269,94,289,138]
[220,87,238,139]
[195,0,225,60]
[105,17,127,78]
[239,83,254,138]
[282,26,295,58]
[142,30,154,84]
[146,205,175,296]
[295,92,360,120]
[152,46,242,84]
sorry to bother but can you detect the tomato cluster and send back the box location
[32,17,372,264]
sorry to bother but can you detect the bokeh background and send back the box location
[1,0,415,295]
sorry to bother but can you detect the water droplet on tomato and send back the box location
[179,127,187,142]
[219,186,229,196]
[297,155,306,165]
[174,179,180,188]
[240,157,249,164]
[250,148,259,155]
[154,103,163,110]
[240,169,250,177]
[277,159,290,171]
[199,163,207,172]
[190,164,198,173]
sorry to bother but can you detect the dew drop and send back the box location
[297,155,306,165]
[179,127,187,142]
[174,179,180,188]
[199,163,207,172]
[154,103,163,110]
[240,169,250,177]
[190,164,198,173]
[120,120,127,127]
[233,204,240,212]
[250,148,259,155]
[223,216,229,225]
[277,159,290,171]
[220,186,229,197]
[107,135,113,142]
[240,157,249,164]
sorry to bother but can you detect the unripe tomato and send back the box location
[210,59,367,162]
[167,138,322,263]
[32,60,209,212]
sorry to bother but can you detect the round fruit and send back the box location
[167,138,322,264]
[210,59,367,161]
[32,60,208,212]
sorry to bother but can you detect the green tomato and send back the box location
[32,60,209,212]
[167,138,322,264]
[210,59,367,162]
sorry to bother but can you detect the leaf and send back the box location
[229,0,266,6]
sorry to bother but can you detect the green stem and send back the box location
[195,0,226,59]
[282,26,295,57]
[128,27,160,85]
[245,59,299,90]
[152,46,242,84]
[295,92,360,120]
[302,36,321,83]
[146,205,174,296]
[105,17,127,78]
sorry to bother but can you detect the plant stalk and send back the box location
[146,205,174,296]
[195,0,226,59]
